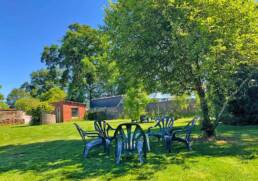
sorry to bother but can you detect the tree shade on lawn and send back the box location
[0,118,258,181]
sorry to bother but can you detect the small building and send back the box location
[52,101,87,122]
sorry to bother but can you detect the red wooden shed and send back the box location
[52,101,87,122]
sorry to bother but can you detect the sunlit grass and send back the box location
[0,118,258,181]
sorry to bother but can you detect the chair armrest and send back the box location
[82,131,100,138]
[147,121,160,133]
[147,126,155,133]
[108,124,116,131]
[171,129,184,136]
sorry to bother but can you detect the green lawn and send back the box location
[0,118,258,181]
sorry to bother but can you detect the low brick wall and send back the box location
[0,110,30,125]
[0,118,24,125]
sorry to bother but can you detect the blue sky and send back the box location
[0,0,107,97]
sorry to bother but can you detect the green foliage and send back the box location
[173,94,196,119]
[0,102,9,109]
[6,88,30,108]
[0,85,8,109]
[15,97,54,124]
[15,97,41,114]
[41,24,120,102]
[1,119,258,180]
[124,86,150,121]
[223,68,258,125]
[0,85,3,101]
[30,102,54,125]
[105,0,258,137]
[21,68,63,98]
[40,87,66,103]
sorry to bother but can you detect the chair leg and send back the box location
[164,135,172,153]
[145,135,151,151]
[105,139,111,154]
[137,141,144,163]
[186,141,192,151]
[116,141,123,164]
[83,145,89,157]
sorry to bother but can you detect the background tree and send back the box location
[124,86,150,121]
[41,24,119,103]
[40,87,67,103]
[7,88,30,108]
[21,68,63,98]
[0,85,8,109]
[105,0,258,137]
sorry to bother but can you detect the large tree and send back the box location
[41,24,119,103]
[105,0,258,137]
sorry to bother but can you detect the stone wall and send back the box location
[0,110,32,125]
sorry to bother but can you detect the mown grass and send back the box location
[0,118,258,181]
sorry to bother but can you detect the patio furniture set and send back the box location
[74,117,198,164]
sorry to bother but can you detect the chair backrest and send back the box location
[74,123,86,142]
[157,117,174,133]
[185,117,198,140]
[114,123,147,153]
[94,120,111,138]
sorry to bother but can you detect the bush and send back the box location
[15,97,54,125]
[87,112,108,121]
[226,86,258,125]
[15,97,41,113]
[0,102,9,109]
[220,69,258,125]
[30,102,54,125]
[124,86,150,121]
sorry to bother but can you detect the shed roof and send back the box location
[52,100,86,107]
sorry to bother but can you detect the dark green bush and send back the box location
[222,69,258,125]
[87,112,108,121]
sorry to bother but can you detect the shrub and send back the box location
[87,112,108,121]
[30,102,54,125]
[124,86,150,121]
[219,69,258,125]
[15,97,41,113]
[0,102,9,109]
[15,97,54,125]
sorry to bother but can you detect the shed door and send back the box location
[56,107,61,123]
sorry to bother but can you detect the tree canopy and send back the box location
[40,87,67,103]
[21,68,63,98]
[7,88,30,108]
[105,0,258,137]
[41,23,120,103]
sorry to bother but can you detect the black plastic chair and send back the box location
[114,123,148,164]
[147,117,175,141]
[94,120,116,153]
[74,123,103,157]
[166,117,198,152]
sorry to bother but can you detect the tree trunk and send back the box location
[195,80,215,138]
